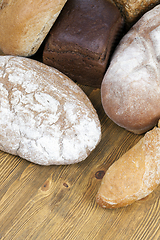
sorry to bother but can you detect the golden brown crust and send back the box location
[0,0,67,56]
[96,126,160,208]
[113,0,160,28]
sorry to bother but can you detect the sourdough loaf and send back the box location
[0,56,101,165]
[101,4,160,134]
[96,125,160,208]
[0,0,67,56]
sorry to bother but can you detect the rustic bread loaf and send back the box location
[101,4,160,134]
[43,0,124,88]
[0,56,101,165]
[113,0,160,28]
[96,125,160,209]
[0,0,67,56]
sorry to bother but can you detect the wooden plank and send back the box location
[0,76,160,240]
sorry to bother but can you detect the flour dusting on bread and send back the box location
[0,56,101,165]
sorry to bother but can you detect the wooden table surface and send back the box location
[0,75,160,239]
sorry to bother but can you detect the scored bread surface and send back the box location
[0,56,101,165]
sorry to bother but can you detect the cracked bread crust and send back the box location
[0,56,101,165]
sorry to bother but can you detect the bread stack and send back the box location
[0,0,160,208]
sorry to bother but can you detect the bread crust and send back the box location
[113,0,160,28]
[0,56,101,165]
[0,0,67,56]
[101,4,160,134]
[96,126,160,208]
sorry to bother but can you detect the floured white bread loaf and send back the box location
[101,4,160,134]
[0,0,67,56]
[0,56,101,165]
[96,125,160,209]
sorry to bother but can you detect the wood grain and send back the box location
[0,80,160,240]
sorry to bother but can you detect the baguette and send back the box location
[96,125,160,208]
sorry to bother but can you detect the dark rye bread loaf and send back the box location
[43,0,124,88]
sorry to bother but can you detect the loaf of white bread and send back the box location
[0,56,101,165]
[96,123,160,208]
[101,4,160,134]
[0,0,67,56]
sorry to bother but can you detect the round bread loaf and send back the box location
[0,0,67,56]
[101,4,160,134]
[0,56,101,165]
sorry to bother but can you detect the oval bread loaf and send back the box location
[0,56,101,165]
[0,0,67,56]
[101,4,160,134]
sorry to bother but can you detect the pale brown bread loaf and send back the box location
[101,4,160,134]
[96,125,160,209]
[0,0,67,56]
[0,56,101,165]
